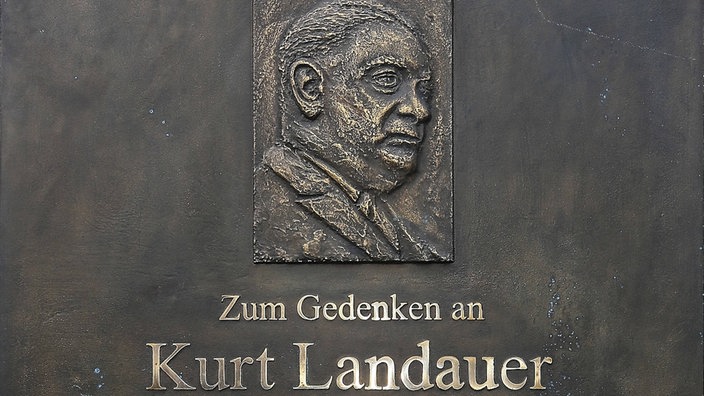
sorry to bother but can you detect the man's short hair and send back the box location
[277,0,421,119]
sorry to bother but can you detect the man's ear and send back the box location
[290,60,323,119]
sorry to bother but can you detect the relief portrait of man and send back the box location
[253,0,452,263]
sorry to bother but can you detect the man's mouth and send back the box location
[384,135,420,147]
[378,134,420,172]
[381,137,419,161]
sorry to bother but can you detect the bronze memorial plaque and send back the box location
[253,1,453,263]
[0,0,702,395]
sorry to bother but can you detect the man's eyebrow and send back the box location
[363,55,407,70]
[362,56,433,80]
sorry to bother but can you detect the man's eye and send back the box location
[371,70,400,93]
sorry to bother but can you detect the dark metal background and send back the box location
[1,1,701,394]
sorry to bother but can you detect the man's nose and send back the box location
[397,85,430,123]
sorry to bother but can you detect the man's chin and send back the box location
[380,148,418,174]
[366,156,417,194]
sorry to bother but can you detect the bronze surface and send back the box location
[0,1,701,394]
[253,0,453,263]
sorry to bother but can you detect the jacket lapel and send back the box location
[264,145,398,260]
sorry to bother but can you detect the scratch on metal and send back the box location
[534,0,696,62]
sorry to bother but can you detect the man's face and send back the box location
[315,22,432,193]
